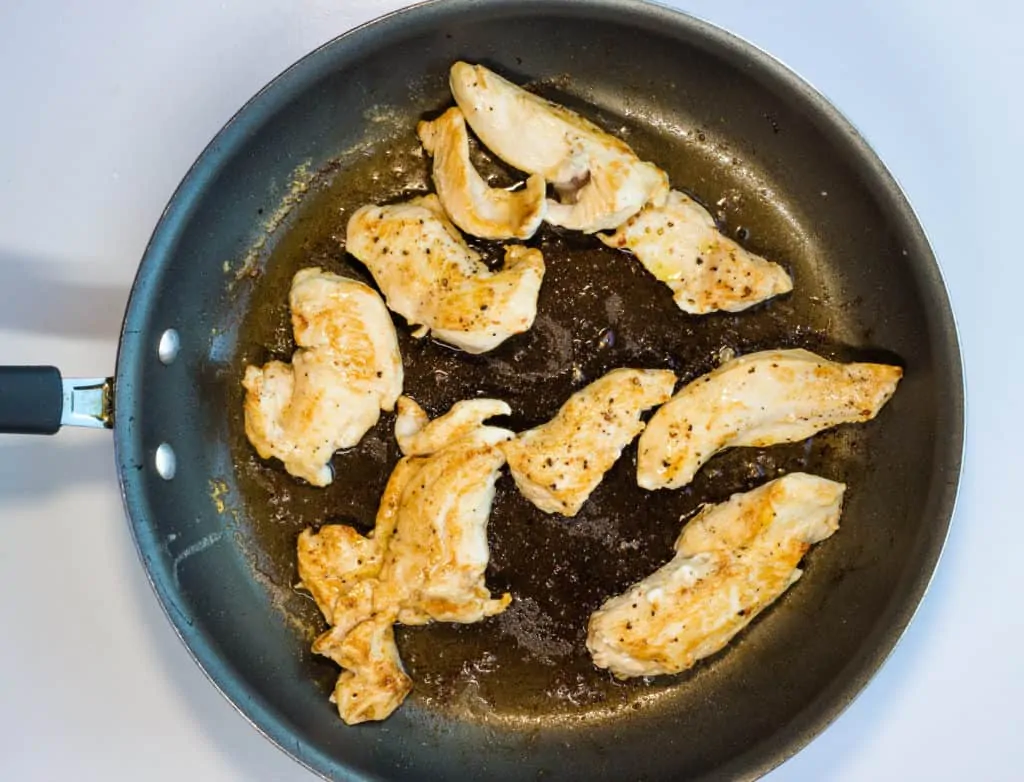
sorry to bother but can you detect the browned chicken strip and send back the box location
[242,267,402,486]
[296,397,512,724]
[587,473,844,678]
[418,106,546,240]
[346,195,545,353]
[638,349,902,491]
[599,190,793,314]
[315,615,412,725]
[502,368,676,516]
[449,61,669,233]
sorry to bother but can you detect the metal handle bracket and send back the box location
[61,377,114,429]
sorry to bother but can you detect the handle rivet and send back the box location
[155,442,177,480]
[158,329,180,365]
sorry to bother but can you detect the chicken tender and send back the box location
[296,523,381,632]
[314,615,412,725]
[638,349,902,491]
[346,195,545,353]
[502,368,677,516]
[296,397,513,723]
[449,61,668,233]
[242,267,402,486]
[587,473,844,678]
[395,395,512,457]
[378,397,513,625]
[418,106,546,240]
[599,190,793,314]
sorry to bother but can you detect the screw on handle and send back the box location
[0,366,63,435]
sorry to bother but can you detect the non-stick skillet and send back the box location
[0,0,963,779]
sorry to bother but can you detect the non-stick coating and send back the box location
[113,2,963,780]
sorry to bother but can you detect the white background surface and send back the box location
[0,1,1017,779]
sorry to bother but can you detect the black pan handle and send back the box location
[0,366,113,434]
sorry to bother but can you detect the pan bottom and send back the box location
[225,106,879,726]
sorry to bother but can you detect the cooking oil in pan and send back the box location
[226,105,877,727]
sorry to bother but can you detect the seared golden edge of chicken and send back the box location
[417,106,547,240]
[449,61,669,233]
[599,190,794,314]
[501,368,677,516]
[395,395,512,457]
[346,194,545,354]
[241,267,403,487]
[318,614,412,724]
[587,472,844,678]
[637,348,903,491]
[296,396,513,723]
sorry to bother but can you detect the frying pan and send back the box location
[0,0,963,779]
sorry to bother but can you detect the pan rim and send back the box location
[111,0,965,779]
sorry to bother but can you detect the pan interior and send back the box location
[117,3,958,780]
[231,119,867,725]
